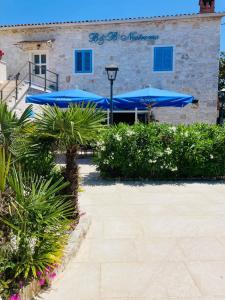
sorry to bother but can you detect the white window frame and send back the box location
[73,48,94,76]
[29,50,48,75]
[152,45,175,74]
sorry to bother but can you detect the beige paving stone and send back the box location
[101,262,165,298]
[74,239,91,262]
[40,263,100,300]
[41,162,225,300]
[141,216,225,238]
[103,217,143,239]
[89,239,137,262]
[85,220,103,239]
[217,237,225,248]
[178,238,225,261]
[168,298,225,300]
[187,262,225,296]
[101,298,153,300]
[152,262,201,298]
[135,238,184,262]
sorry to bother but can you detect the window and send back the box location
[75,50,93,73]
[153,46,174,72]
[33,54,47,75]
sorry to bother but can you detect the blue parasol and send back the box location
[26,89,109,109]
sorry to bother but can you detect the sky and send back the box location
[0,0,225,50]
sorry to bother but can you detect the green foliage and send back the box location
[219,51,225,91]
[12,133,58,180]
[0,168,73,297]
[0,103,105,297]
[0,147,10,194]
[0,102,33,151]
[95,123,225,179]
[35,103,106,149]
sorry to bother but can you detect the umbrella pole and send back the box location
[147,105,153,124]
[107,109,110,126]
[135,107,138,124]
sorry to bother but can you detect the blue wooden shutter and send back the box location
[75,51,83,73]
[154,47,173,72]
[83,50,92,72]
[75,50,92,73]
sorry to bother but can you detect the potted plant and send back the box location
[0,49,5,60]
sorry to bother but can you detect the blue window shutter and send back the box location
[75,50,92,73]
[154,47,173,72]
[75,51,83,73]
[84,50,92,72]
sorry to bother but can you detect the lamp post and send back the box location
[105,64,119,125]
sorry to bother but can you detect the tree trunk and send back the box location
[65,145,79,221]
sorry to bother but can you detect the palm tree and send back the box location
[35,104,105,219]
[0,101,33,153]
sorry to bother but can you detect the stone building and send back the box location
[0,0,224,123]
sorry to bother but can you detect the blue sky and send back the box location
[1,0,225,50]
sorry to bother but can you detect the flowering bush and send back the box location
[0,50,4,58]
[95,123,225,179]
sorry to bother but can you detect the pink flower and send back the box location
[39,278,45,286]
[48,272,57,280]
[45,266,52,273]
[36,271,42,277]
[53,263,59,268]
[79,211,86,217]
[9,294,20,300]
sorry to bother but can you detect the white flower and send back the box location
[171,167,178,172]
[10,233,19,251]
[165,147,172,155]
[30,237,38,254]
[129,163,132,167]
[103,160,109,165]
[114,134,122,141]
[184,132,189,137]
[149,159,157,164]
[100,146,106,151]
[126,130,134,137]
[170,126,177,132]
[96,141,104,147]
[210,154,214,159]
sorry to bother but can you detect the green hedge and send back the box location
[94,123,225,179]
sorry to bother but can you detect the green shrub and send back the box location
[0,168,73,298]
[94,123,225,179]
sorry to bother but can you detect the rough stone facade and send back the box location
[0,13,224,124]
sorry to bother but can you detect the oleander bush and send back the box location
[95,123,225,179]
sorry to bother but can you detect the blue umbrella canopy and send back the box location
[26,89,109,109]
[113,87,194,110]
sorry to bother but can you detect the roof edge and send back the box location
[0,12,225,30]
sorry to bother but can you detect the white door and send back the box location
[32,53,47,75]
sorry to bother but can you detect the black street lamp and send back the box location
[105,64,119,125]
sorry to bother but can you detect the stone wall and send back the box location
[0,60,7,84]
[0,15,222,124]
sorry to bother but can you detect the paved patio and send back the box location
[41,159,225,300]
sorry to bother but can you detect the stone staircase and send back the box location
[0,61,59,117]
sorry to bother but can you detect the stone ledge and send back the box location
[16,215,91,300]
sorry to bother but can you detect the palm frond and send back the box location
[0,146,11,193]
[35,103,106,149]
